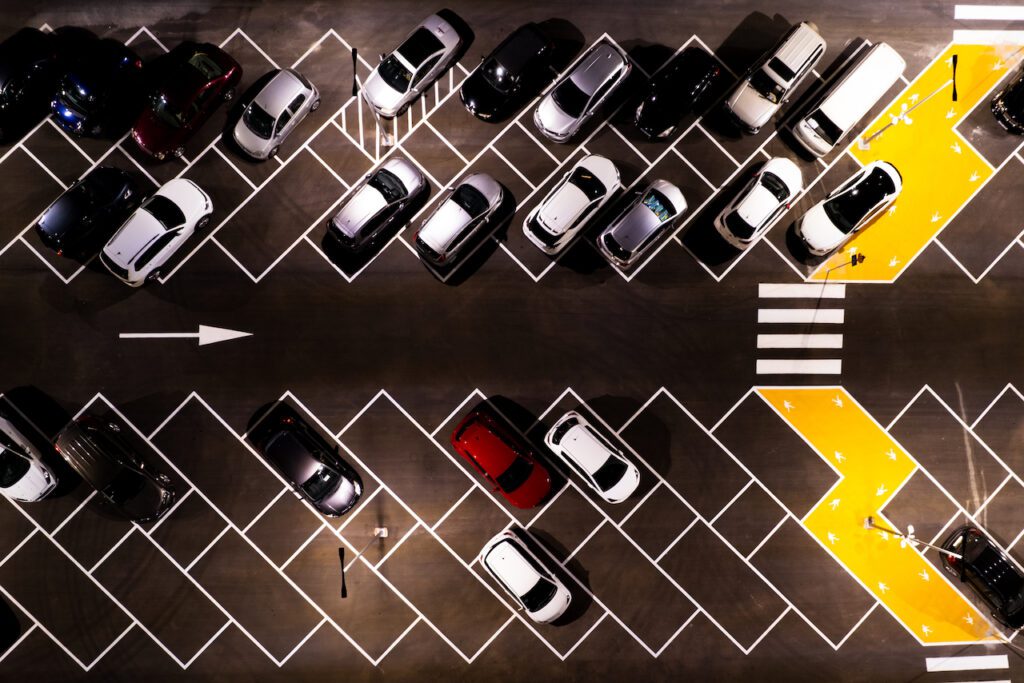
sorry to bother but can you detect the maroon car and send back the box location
[131,41,241,160]
[451,409,552,509]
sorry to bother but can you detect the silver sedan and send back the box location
[414,173,504,266]
[234,69,320,159]
[597,179,686,269]
[326,157,426,252]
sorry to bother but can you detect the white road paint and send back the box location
[755,359,843,374]
[757,334,844,349]
[952,29,1024,44]
[758,283,846,299]
[925,654,1009,671]
[955,4,1024,20]
[757,309,845,324]
[118,325,253,346]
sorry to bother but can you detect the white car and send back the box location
[524,154,619,255]
[362,13,463,118]
[544,411,640,504]
[233,68,320,159]
[100,178,213,286]
[714,157,803,249]
[796,160,901,256]
[597,179,686,269]
[533,40,631,143]
[414,173,503,266]
[0,414,57,503]
[327,157,426,252]
[479,529,572,624]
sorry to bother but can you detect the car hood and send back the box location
[609,204,662,253]
[1,459,54,503]
[537,184,588,235]
[530,583,571,623]
[735,185,779,228]
[535,95,577,137]
[601,463,641,503]
[132,108,187,157]
[318,475,362,515]
[798,203,844,252]
[460,71,510,119]
[265,432,320,484]
[233,117,274,158]
[37,190,90,245]
[728,84,772,129]
[362,71,405,116]
[331,186,386,239]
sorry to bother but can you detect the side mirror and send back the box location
[379,53,386,63]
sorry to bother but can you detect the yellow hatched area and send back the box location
[757,387,996,644]
[809,43,1015,282]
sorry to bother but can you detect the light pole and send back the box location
[339,527,388,598]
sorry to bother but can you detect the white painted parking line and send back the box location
[758,283,847,298]
[925,654,1009,671]
[956,5,1024,20]
[757,309,845,324]
[756,359,843,375]
[757,334,844,349]
[952,29,1024,44]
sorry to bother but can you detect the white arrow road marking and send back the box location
[908,93,920,104]
[119,325,253,347]
[921,624,932,636]
[931,211,942,223]
[919,569,930,581]
[878,581,889,594]
[889,257,900,267]
[946,107,956,119]
[832,395,844,408]
[827,532,839,544]
[783,400,794,412]
[876,484,888,496]
[829,498,841,510]
[951,141,962,154]
[878,530,890,541]
[964,614,974,625]
[834,451,846,463]
[886,448,898,461]
[888,204,897,215]
[969,171,981,182]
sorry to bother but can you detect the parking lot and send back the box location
[2,1,1024,681]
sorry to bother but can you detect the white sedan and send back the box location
[524,154,619,255]
[0,414,57,503]
[796,160,902,256]
[544,411,640,504]
[100,178,213,286]
[362,13,463,118]
[479,528,572,624]
[714,157,803,249]
[414,173,503,266]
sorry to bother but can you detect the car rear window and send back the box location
[187,52,224,80]
[760,172,790,201]
[521,576,558,611]
[378,56,413,91]
[551,79,589,118]
[766,56,796,82]
[0,444,30,487]
[397,28,444,67]
[592,455,628,492]
[101,467,147,505]
[451,183,490,216]
[368,168,407,202]
[568,168,606,201]
[642,189,674,222]
[806,110,844,146]
[301,465,340,501]
[823,167,895,234]
[724,210,756,239]
[496,455,534,492]
[549,416,579,446]
[748,69,783,103]
[142,195,186,230]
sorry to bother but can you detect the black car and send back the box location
[0,28,64,141]
[55,416,176,523]
[941,525,1024,629]
[35,166,141,257]
[51,37,143,136]
[460,23,556,122]
[992,64,1024,135]
[251,405,363,517]
[634,47,723,139]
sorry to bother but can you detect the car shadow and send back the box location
[510,526,595,626]
[678,159,763,268]
[437,8,476,68]
[536,18,585,72]
[1,386,81,498]
[0,597,20,656]
[784,222,830,272]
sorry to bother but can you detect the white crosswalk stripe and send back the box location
[756,283,845,375]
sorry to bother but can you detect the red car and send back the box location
[451,409,552,509]
[132,41,242,160]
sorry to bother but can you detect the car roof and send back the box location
[570,41,628,94]
[484,537,542,595]
[454,412,521,473]
[254,69,308,115]
[559,423,615,475]
[55,420,123,490]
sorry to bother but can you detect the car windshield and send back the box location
[1006,74,1024,112]
[243,102,275,139]
[101,468,147,506]
[551,79,589,118]
[592,455,629,492]
[149,93,186,128]
[724,210,756,239]
[397,28,444,67]
[187,52,224,80]
[642,189,674,222]
[760,172,790,201]
[823,168,895,234]
[807,110,844,145]
[378,55,413,92]
[481,58,515,92]
[521,576,558,611]
[301,465,340,501]
[496,455,533,492]
[0,445,30,488]
[142,195,186,229]
[63,78,97,109]
[748,69,783,103]
[368,168,406,202]
[451,183,490,216]
[568,168,606,201]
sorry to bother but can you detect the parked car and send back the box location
[100,178,212,286]
[634,47,723,139]
[724,22,825,134]
[326,157,426,252]
[250,405,363,517]
[533,40,631,143]
[992,62,1024,134]
[460,23,557,122]
[414,172,503,266]
[523,154,619,255]
[132,41,242,160]
[451,408,551,509]
[479,529,572,623]
[362,12,464,118]
[941,525,1024,629]
[51,37,144,136]
[0,414,57,503]
[795,160,901,255]
[55,416,175,523]
[233,68,319,159]
[597,179,686,268]
[714,157,803,249]
[35,166,141,258]
[544,411,639,504]
[0,27,74,141]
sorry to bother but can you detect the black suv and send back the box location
[941,525,1024,629]
[51,37,143,136]
[634,47,723,140]
[992,64,1024,135]
[55,416,175,523]
[460,23,557,122]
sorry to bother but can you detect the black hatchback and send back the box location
[51,37,143,136]
[992,64,1024,135]
[0,28,63,141]
[250,405,363,517]
[460,23,556,122]
[35,166,141,257]
[634,47,723,139]
[941,525,1024,629]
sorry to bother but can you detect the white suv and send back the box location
[479,528,572,624]
[0,414,57,503]
[524,154,619,255]
[544,411,640,504]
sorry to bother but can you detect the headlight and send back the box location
[154,150,166,160]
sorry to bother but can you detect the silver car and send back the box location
[0,414,57,503]
[534,40,631,143]
[597,179,686,269]
[362,13,463,118]
[524,154,620,255]
[234,69,320,159]
[326,157,426,252]
[414,173,504,266]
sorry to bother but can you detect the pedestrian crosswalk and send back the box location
[755,283,845,375]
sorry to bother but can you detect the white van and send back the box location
[792,42,906,156]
